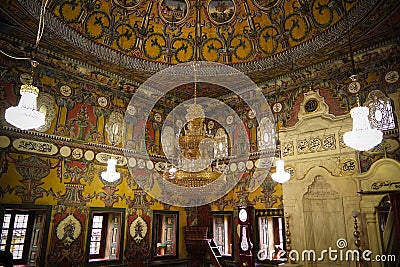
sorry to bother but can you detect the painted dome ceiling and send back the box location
[0,0,399,86]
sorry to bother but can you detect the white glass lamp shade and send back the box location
[271,159,290,183]
[343,106,383,151]
[101,158,121,182]
[5,84,45,130]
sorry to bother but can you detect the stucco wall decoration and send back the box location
[105,110,125,145]
[56,214,82,247]
[13,139,58,155]
[125,212,151,266]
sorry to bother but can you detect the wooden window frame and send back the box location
[0,204,51,267]
[211,211,234,259]
[89,214,108,259]
[255,209,286,263]
[1,210,34,265]
[152,210,179,259]
[86,208,125,266]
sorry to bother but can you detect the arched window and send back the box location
[364,90,396,130]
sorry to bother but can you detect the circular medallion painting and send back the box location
[304,98,319,113]
[207,0,236,25]
[159,0,189,23]
[113,0,141,9]
[251,0,282,10]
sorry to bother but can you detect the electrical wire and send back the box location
[0,0,49,61]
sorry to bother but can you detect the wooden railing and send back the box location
[205,239,224,267]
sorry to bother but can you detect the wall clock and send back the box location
[239,208,248,222]
[238,206,254,267]
[240,227,249,251]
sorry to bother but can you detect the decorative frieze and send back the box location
[286,134,337,156]
[13,138,58,155]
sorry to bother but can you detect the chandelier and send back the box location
[162,65,226,187]
[2,0,49,130]
[343,105,383,151]
[164,103,225,187]
[5,78,46,130]
[342,3,382,151]
[101,158,121,183]
[166,117,221,187]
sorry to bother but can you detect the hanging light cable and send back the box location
[271,79,290,183]
[3,0,49,130]
[342,1,382,151]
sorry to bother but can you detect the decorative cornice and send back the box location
[18,0,171,76]
[17,0,388,76]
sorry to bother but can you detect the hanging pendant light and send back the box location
[5,60,45,130]
[342,1,382,151]
[343,106,383,151]
[2,0,49,130]
[271,80,290,183]
[101,158,121,182]
[271,159,290,183]
[5,82,46,130]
